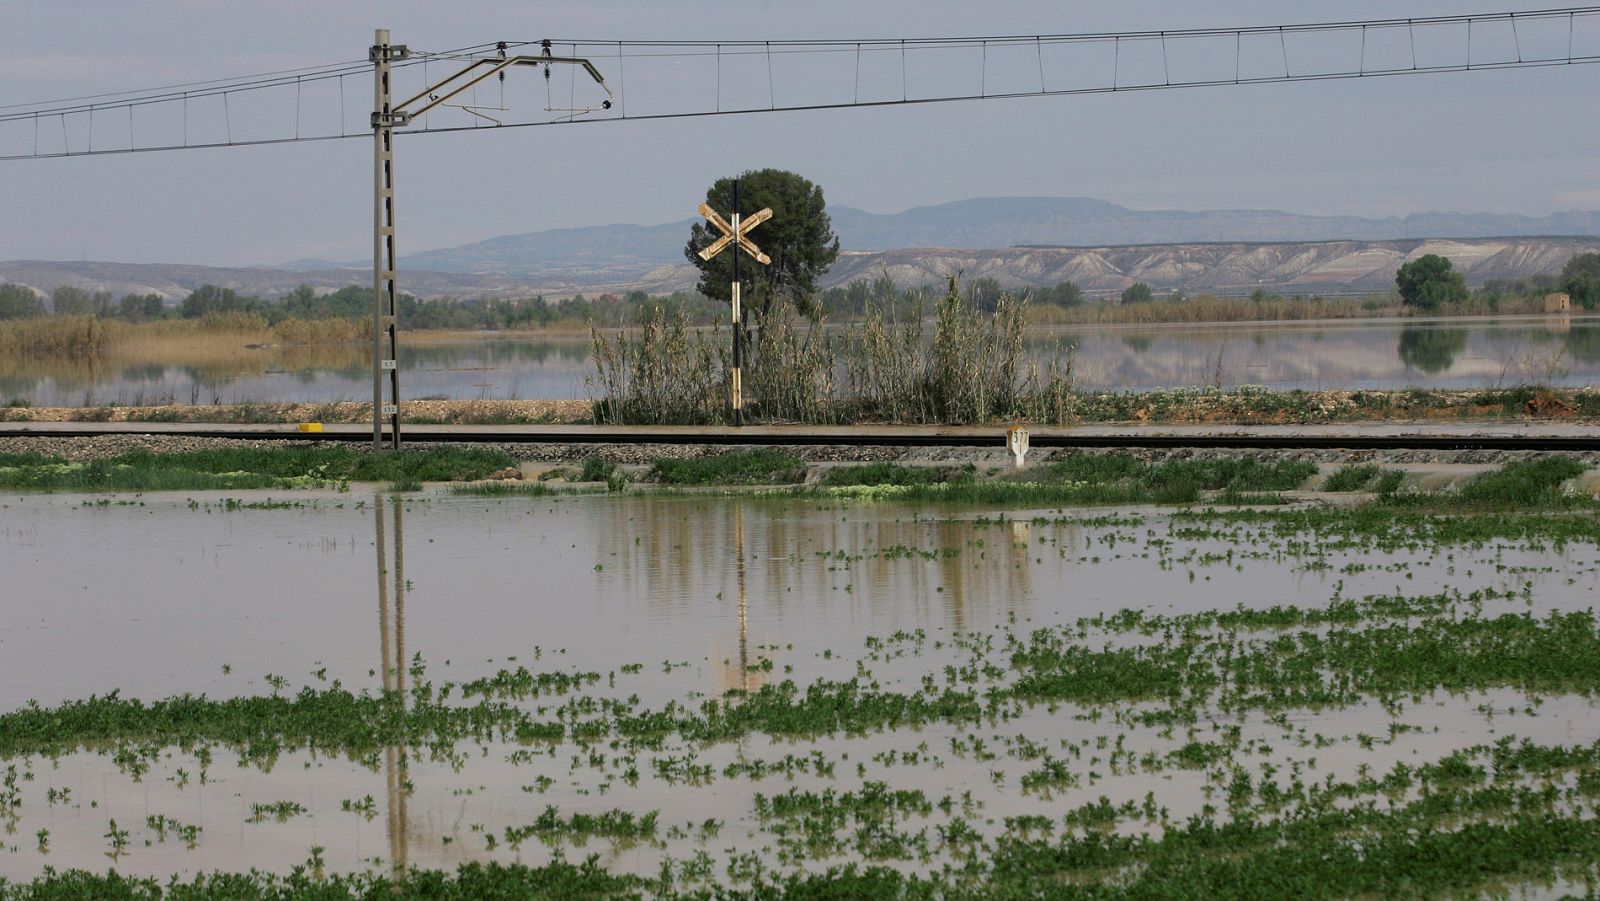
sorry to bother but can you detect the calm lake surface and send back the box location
[2,487,1596,882]
[5,314,1598,407]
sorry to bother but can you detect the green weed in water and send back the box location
[0,446,518,492]
[648,450,806,485]
[451,481,553,497]
[818,463,968,487]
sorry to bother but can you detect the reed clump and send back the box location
[590,308,729,424]
[269,316,370,344]
[842,275,1033,423]
[0,316,122,358]
[590,277,1075,425]
[748,299,838,423]
[0,315,370,368]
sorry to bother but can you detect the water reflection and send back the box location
[722,502,754,694]
[0,337,593,406]
[593,498,1036,640]
[1567,325,1600,364]
[12,317,1600,406]
[1396,326,1468,374]
[372,494,409,880]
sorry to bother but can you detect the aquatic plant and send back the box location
[0,445,519,492]
[648,450,805,485]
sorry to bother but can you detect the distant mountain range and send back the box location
[281,196,1600,278]
[4,197,1598,301]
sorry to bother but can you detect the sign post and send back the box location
[696,183,771,425]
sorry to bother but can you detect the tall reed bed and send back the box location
[590,308,730,424]
[0,314,370,363]
[748,300,837,423]
[590,278,1075,425]
[0,316,121,357]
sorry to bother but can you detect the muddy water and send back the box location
[2,490,1598,883]
[5,315,1598,406]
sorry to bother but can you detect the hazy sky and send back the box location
[2,1,1597,266]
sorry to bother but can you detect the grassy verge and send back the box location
[817,462,969,487]
[648,450,806,485]
[0,446,517,491]
[1323,463,1390,492]
[6,386,1600,427]
[812,454,1317,506]
[0,445,1589,515]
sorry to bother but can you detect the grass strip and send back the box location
[648,450,805,485]
[0,446,517,491]
[5,588,1598,754]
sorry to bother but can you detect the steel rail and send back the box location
[2,421,1597,451]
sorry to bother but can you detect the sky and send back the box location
[1,0,1597,267]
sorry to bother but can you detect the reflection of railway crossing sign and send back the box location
[696,183,771,425]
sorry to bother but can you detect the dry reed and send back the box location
[589,309,730,424]
[0,315,370,364]
[0,316,121,358]
[590,277,1077,425]
[748,299,837,422]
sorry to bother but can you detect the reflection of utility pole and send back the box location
[369,30,612,449]
[735,502,749,692]
[373,493,408,879]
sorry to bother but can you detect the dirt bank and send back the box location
[3,387,1599,429]
[1,433,1593,471]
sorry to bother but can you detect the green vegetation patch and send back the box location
[0,446,517,492]
[0,684,557,762]
[818,462,967,487]
[504,806,659,849]
[815,454,1316,506]
[10,586,1599,755]
[648,450,805,485]
[1454,457,1587,506]
[1181,504,1600,551]
[451,481,553,497]
[0,859,643,900]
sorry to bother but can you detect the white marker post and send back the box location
[1007,425,1030,468]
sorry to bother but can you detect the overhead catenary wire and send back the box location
[0,6,1596,162]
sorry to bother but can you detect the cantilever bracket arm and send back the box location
[392,54,613,124]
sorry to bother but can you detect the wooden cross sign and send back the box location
[697,203,772,264]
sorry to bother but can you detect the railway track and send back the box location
[2,420,1597,451]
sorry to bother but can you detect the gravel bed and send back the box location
[1,434,1595,470]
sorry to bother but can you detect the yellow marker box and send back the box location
[298,423,324,433]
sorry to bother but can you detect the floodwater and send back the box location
[2,488,1599,885]
[4,314,1598,407]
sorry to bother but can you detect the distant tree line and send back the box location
[1,249,1596,328]
[0,281,732,330]
[1394,251,1600,312]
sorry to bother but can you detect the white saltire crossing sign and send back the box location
[696,197,772,424]
[697,203,773,264]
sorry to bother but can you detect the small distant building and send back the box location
[1544,292,1572,313]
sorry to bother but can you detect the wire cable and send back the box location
[0,7,1595,161]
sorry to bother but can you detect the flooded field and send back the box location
[3,483,1600,894]
[4,315,1598,407]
